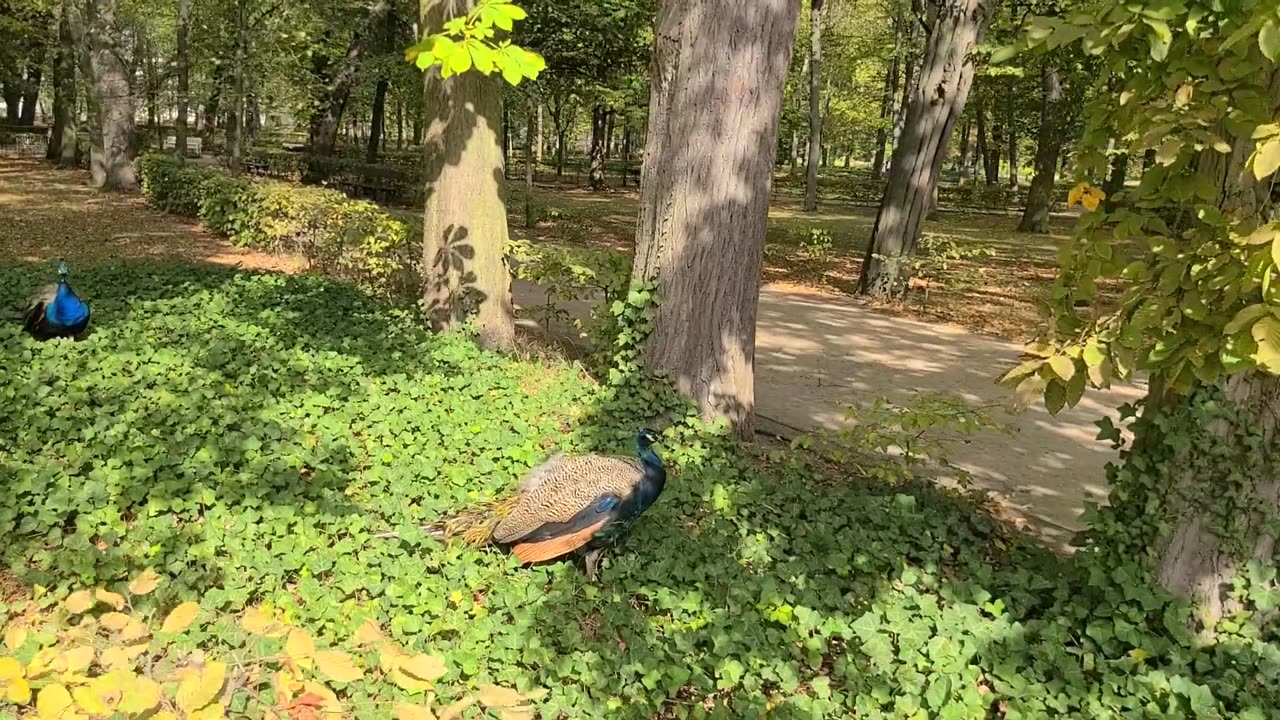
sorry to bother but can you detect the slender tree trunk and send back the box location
[976,100,994,184]
[420,0,516,351]
[889,14,919,171]
[395,90,404,148]
[857,0,995,299]
[307,20,374,175]
[204,63,223,134]
[19,67,42,125]
[803,0,824,211]
[47,0,77,166]
[366,76,388,163]
[621,123,632,188]
[1017,63,1066,233]
[227,0,246,172]
[525,97,535,228]
[872,56,896,177]
[85,0,137,190]
[535,103,543,163]
[604,109,615,159]
[589,104,607,190]
[174,0,191,160]
[956,119,971,181]
[632,0,800,439]
[1006,86,1018,187]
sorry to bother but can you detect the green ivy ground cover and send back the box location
[0,261,1276,719]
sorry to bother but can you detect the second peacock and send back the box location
[424,427,667,581]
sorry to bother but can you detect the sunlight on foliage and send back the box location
[406,0,546,85]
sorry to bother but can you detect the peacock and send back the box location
[409,428,667,581]
[22,261,90,340]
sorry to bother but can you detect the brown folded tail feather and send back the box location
[511,519,608,564]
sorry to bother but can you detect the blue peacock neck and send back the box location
[636,443,666,502]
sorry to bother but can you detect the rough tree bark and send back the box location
[858,0,995,299]
[85,0,137,191]
[1017,63,1066,233]
[419,0,516,352]
[888,13,919,170]
[631,0,800,439]
[803,0,824,211]
[589,104,607,190]
[174,0,191,160]
[47,0,77,166]
[366,77,388,163]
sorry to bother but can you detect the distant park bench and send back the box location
[162,135,203,157]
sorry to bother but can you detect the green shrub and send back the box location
[137,154,420,299]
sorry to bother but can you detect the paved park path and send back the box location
[512,281,1145,550]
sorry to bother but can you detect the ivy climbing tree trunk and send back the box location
[419,0,516,352]
[46,0,77,166]
[858,0,994,299]
[631,0,799,440]
[803,0,823,212]
[1017,62,1066,233]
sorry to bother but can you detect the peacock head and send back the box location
[57,260,68,277]
[637,427,661,448]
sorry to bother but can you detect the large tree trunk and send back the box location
[307,20,374,176]
[857,0,994,299]
[420,0,516,352]
[19,67,42,125]
[631,0,799,440]
[803,0,824,211]
[888,13,919,171]
[174,0,191,160]
[366,76,388,163]
[589,103,606,189]
[85,0,137,191]
[1017,63,1066,233]
[47,0,77,166]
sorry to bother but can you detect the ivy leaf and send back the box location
[160,602,200,634]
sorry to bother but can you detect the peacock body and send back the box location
[433,428,666,580]
[22,262,90,340]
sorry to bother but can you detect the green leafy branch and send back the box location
[405,0,546,85]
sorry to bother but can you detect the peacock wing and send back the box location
[22,284,56,332]
[492,454,645,544]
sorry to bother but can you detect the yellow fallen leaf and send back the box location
[118,676,161,714]
[189,702,227,720]
[127,569,161,596]
[285,629,315,668]
[176,660,226,712]
[152,713,178,720]
[240,606,277,636]
[273,669,302,705]
[6,676,31,704]
[399,654,447,682]
[438,696,476,720]
[94,589,126,611]
[4,624,28,651]
[314,649,363,683]
[0,657,23,681]
[100,612,131,632]
[378,643,408,673]
[160,602,200,634]
[63,646,95,673]
[394,701,438,720]
[99,643,149,671]
[301,680,341,713]
[476,684,524,708]
[26,647,58,678]
[64,591,94,615]
[353,618,384,646]
[36,683,73,719]
[120,618,149,642]
[497,707,536,720]
[72,685,112,715]
[390,668,433,694]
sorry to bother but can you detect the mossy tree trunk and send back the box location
[419,0,516,352]
[631,0,800,440]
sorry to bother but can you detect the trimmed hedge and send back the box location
[137,153,421,299]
